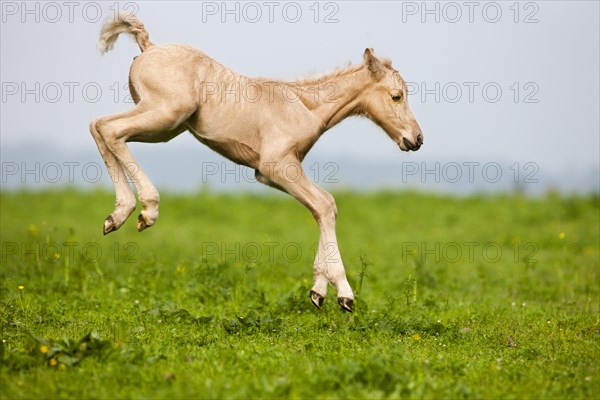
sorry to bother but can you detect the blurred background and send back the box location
[1,0,598,194]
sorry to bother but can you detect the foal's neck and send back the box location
[294,66,371,133]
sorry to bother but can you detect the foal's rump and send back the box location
[127,45,207,107]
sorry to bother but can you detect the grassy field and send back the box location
[0,189,598,399]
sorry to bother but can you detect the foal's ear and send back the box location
[363,48,386,80]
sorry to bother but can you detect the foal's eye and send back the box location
[391,94,402,101]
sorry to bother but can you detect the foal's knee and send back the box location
[316,194,337,226]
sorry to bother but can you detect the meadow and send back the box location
[0,189,598,399]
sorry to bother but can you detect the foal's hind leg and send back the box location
[90,116,136,234]
[95,103,194,232]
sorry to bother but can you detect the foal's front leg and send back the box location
[256,160,354,312]
[309,185,354,312]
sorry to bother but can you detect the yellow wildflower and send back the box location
[18,285,24,290]
[28,224,38,236]
[559,232,565,239]
[39,345,49,354]
[49,358,58,366]
[412,333,421,341]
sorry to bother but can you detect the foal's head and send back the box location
[360,48,423,152]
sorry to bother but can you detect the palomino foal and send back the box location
[91,13,423,312]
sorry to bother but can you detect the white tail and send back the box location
[97,12,154,54]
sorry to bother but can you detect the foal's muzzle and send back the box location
[402,134,423,151]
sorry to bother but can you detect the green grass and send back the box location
[1,189,598,399]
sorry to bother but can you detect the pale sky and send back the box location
[1,1,599,193]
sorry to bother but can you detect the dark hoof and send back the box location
[103,215,116,235]
[310,290,324,309]
[136,214,148,232]
[337,297,354,313]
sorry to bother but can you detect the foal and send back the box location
[91,13,423,312]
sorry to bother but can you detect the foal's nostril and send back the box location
[416,133,423,146]
[403,136,422,150]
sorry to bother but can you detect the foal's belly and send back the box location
[185,107,263,168]
[187,128,260,169]
[196,136,260,169]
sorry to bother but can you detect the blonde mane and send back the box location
[293,58,393,86]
